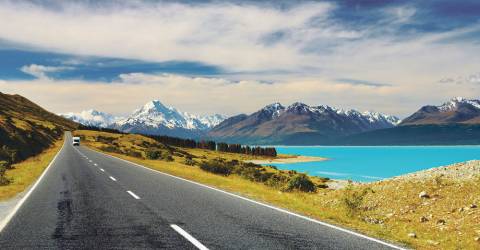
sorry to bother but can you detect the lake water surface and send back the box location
[271,146,480,182]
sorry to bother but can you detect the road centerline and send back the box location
[126,190,140,200]
[99,168,105,172]
[109,176,117,181]
[171,224,209,250]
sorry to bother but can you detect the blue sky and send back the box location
[0,0,479,116]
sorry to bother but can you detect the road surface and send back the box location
[0,133,403,249]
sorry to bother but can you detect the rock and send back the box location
[420,216,429,223]
[436,219,446,225]
[386,213,394,218]
[419,191,429,199]
[408,232,417,238]
[475,237,480,242]
[427,240,439,246]
[470,204,477,208]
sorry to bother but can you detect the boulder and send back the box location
[419,191,429,199]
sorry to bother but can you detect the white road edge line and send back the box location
[171,224,209,250]
[88,147,405,250]
[109,176,117,181]
[0,136,66,233]
[127,190,140,199]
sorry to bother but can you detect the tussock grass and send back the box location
[76,129,480,249]
[0,140,63,201]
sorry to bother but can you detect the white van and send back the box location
[72,137,80,146]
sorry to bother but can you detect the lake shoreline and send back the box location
[245,155,328,165]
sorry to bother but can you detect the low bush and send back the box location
[0,161,11,186]
[184,156,196,166]
[99,146,122,154]
[284,174,316,193]
[199,160,232,176]
[342,185,371,217]
[145,148,162,160]
[124,149,142,158]
[161,151,174,162]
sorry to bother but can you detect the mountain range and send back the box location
[331,97,480,145]
[60,97,480,145]
[61,100,226,138]
[208,102,400,144]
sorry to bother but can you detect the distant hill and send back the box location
[208,102,399,145]
[0,92,78,165]
[329,97,480,145]
[400,97,480,125]
[327,124,480,145]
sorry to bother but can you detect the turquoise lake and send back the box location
[271,146,480,182]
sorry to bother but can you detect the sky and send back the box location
[1,0,480,118]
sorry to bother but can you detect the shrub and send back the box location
[342,185,371,217]
[0,161,11,186]
[125,149,142,158]
[184,156,196,166]
[161,151,174,162]
[145,149,162,160]
[199,160,232,176]
[96,135,115,144]
[265,173,289,188]
[99,146,122,154]
[284,174,316,192]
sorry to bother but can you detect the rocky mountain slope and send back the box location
[400,97,480,125]
[208,102,399,144]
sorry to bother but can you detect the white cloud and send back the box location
[0,1,334,72]
[20,64,72,79]
[2,72,479,119]
[0,1,480,117]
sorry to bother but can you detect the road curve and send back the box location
[0,132,404,249]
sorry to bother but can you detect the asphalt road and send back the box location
[0,133,403,249]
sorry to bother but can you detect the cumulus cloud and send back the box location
[20,64,72,79]
[0,1,335,72]
[2,72,477,119]
[0,1,480,117]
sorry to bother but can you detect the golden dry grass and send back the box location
[0,140,64,201]
[75,130,480,249]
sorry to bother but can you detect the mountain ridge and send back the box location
[400,97,480,125]
[208,102,400,144]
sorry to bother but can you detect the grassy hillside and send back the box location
[76,129,480,249]
[0,92,77,166]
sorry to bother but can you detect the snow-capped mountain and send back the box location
[208,102,399,144]
[400,97,480,125]
[113,100,226,138]
[60,110,121,128]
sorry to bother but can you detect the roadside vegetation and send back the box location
[0,140,63,200]
[75,129,480,249]
[0,92,77,167]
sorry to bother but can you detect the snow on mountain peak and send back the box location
[439,97,480,111]
[60,109,121,128]
[118,100,226,130]
[261,102,285,118]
